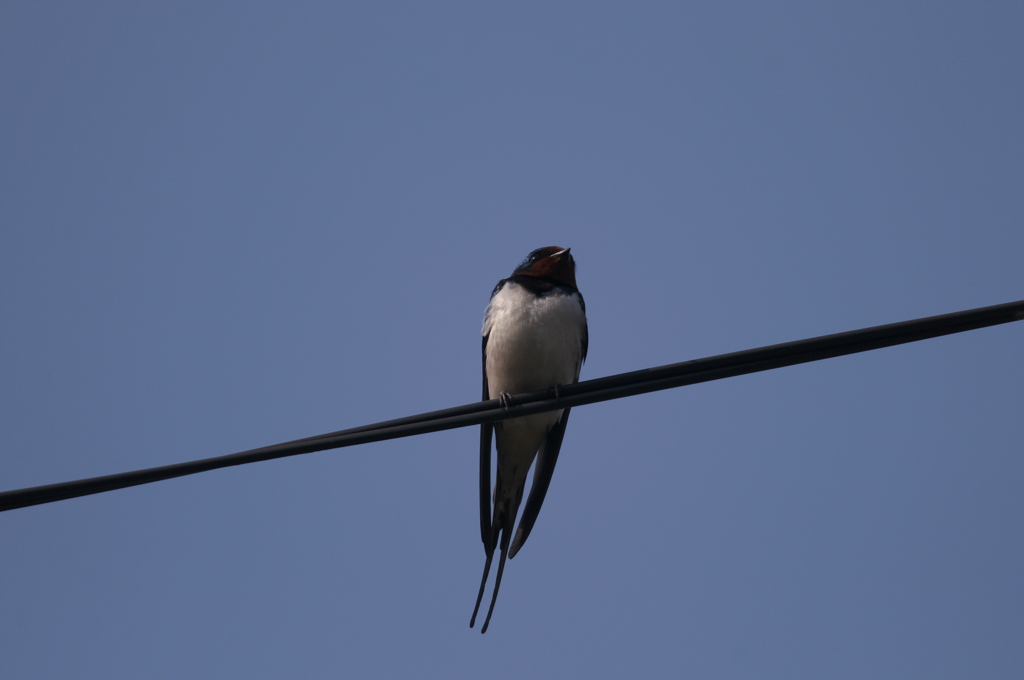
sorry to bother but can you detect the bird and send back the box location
[470,246,588,633]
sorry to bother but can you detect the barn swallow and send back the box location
[470,246,589,633]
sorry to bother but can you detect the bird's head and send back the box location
[512,246,578,289]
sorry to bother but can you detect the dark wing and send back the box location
[473,284,510,632]
[508,407,571,559]
[578,291,588,364]
[478,332,493,546]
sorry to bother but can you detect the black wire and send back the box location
[1,299,1021,513]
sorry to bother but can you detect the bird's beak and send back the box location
[553,248,570,258]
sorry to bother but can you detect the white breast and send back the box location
[482,282,586,400]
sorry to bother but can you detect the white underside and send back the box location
[482,282,586,492]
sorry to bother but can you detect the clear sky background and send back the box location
[1,2,1021,678]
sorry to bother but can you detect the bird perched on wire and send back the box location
[470,246,588,633]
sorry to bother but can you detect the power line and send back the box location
[1,299,1021,513]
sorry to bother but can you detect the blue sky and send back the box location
[1,2,1021,678]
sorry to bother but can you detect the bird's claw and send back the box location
[498,392,515,410]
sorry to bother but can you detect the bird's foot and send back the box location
[498,392,515,410]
